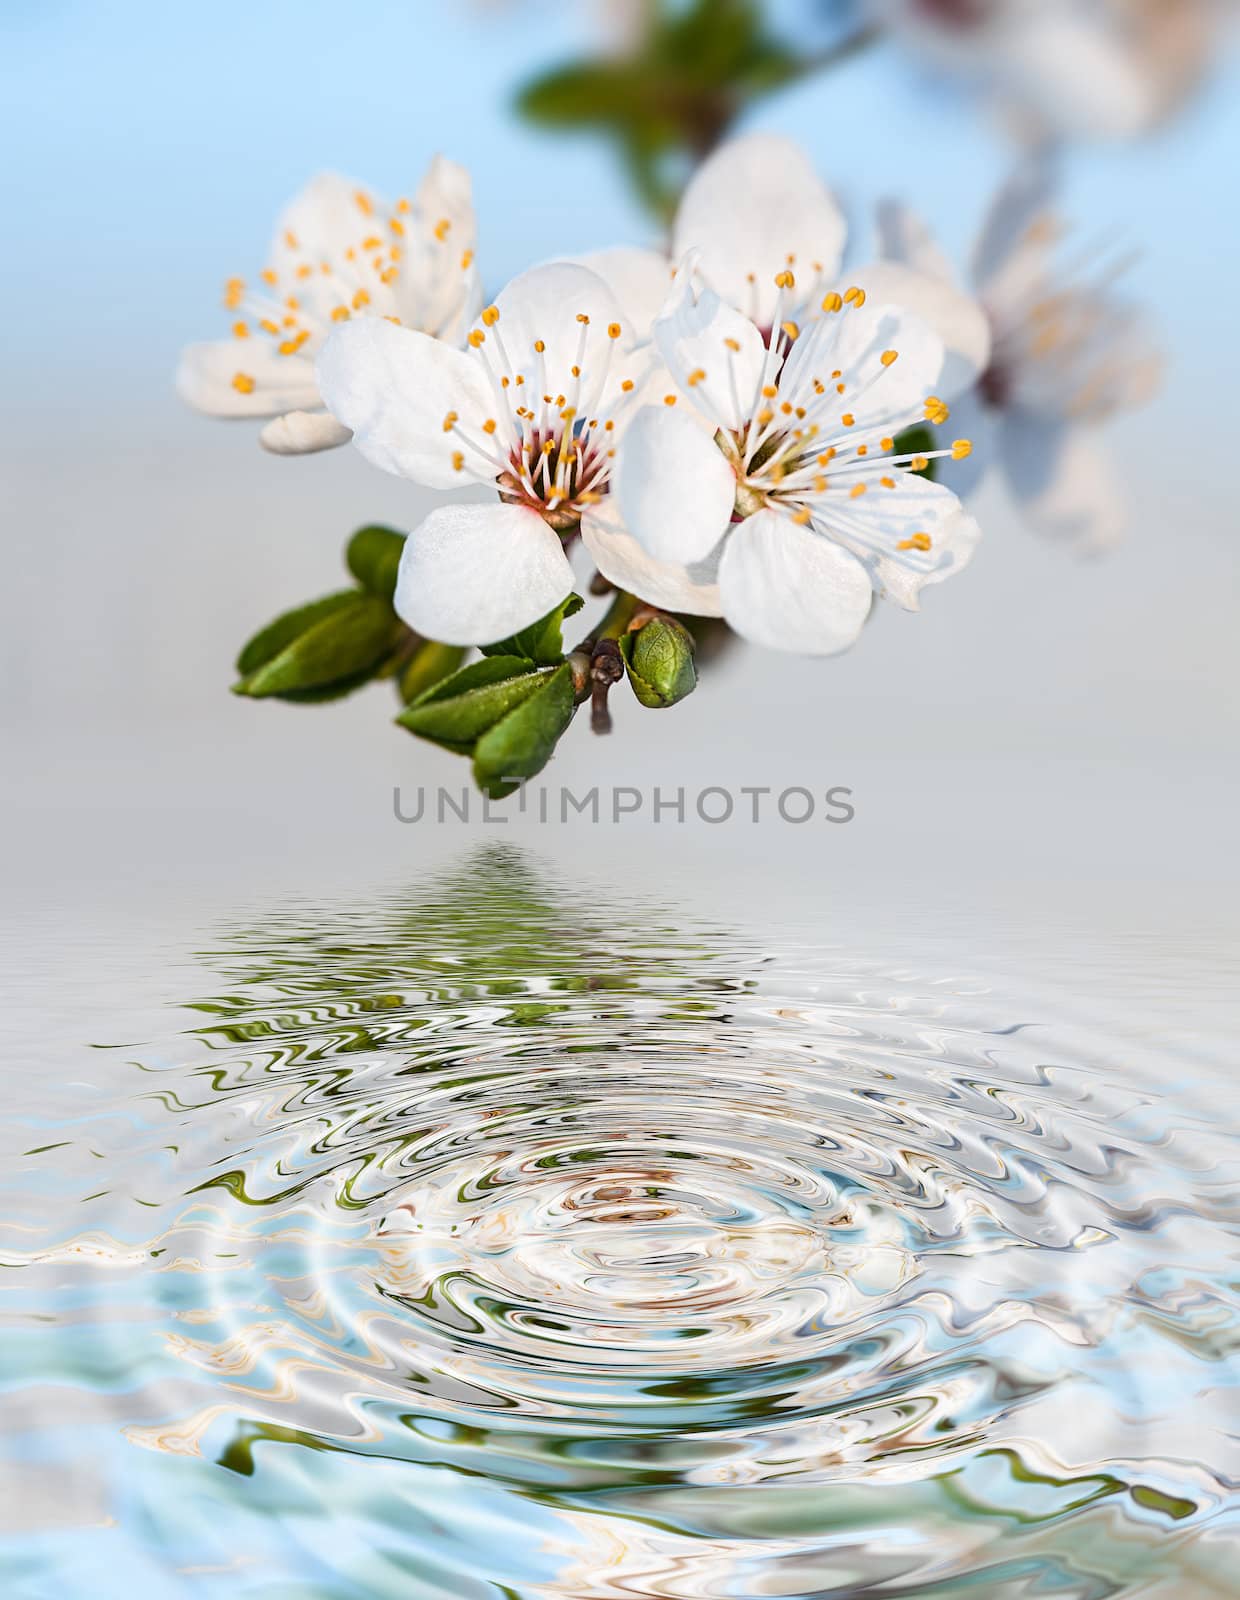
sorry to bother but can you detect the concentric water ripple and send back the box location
[3,850,1238,1598]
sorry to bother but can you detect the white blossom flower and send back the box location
[871,0,1227,141]
[317,262,659,644]
[576,133,990,399]
[595,269,981,656]
[177,158,481,455]
[882,160,1160,552]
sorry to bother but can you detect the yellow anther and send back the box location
[232,321,249,338]
[757,408,774,427]
[898,532,932,552]
[952,438,973,460]
[822,292,843,313]
[792,506,813,525]
[467,329,485,348]
[542,440,555,455]
[351,288,370,311]
[817,449,836,465]
[284,294,300,310]
[843,286,866,307]
[762,385,778,399]
[281,315,296,328]
[259,318,279,335]
[390,217,405,237]
[781,321,799,342]
[813,476,827,493]
[881,436,895,451]
[261,269,278,286]
[780,401,793,415]
[355,190,373,215]
[461,249,474,269]
[452,451,464,472]
[607,322,622,340]
[384,315,401,325]
[571,364,581,378]
[534,339,545,354]
[881,349,899,367]
[836,383,846,394]
[442,411,458,433]
[395,197,411,214]
[433,217,451,241]
[482,419,497,435]
[881,476,896,489]
[361,234,382,251]
[857,445,868,456]
[575,313,590,325]
[663,394,677,406]
[621,379,635,392]
[231,372,255,394]
[296,263,312,280]
[724,337,741,352]
[911,455,930,472]
[774,269,795,289]
[841,413,855,427]
[924,396,950,425]
[850,483,868,499]
[223,277,244,310]
[681,368,706,387]
[284,230,299,250]
[481,305,500,327]
[277,330,310,355]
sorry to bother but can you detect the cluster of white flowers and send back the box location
[178,131,1158,656]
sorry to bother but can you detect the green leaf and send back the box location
[621,615,697,708]
[234,592,405,699]
[893,423,938,482]
[480,593,584,665]
[473,663,577,799]
[398,640,469,704]
[396,656,551,751]
[235,590,358,677]
[346,524,405,601]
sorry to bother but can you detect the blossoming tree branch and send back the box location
[177,0,1218,796]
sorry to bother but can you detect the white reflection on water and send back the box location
[2,847,1238,1598]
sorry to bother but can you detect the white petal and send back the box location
[875,200,957,286]
[571,248,673,341]
[581,500,724,617]
[315,317,494,489]
[1000,415,1125,556]
[613,405,734,566]
[396,154,483,343]
[259,411,353,455]
[812,473,981,611]
[176,340,321,418]
[268,171,378,274]
[718,509,871,657]
[491,262,629,415]
[394,502,576,646]
[845,260,991,400]
[653,274,766,432]
[672,133,846,328]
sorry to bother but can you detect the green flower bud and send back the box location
[620,614,697,709]
[346,524,406,601]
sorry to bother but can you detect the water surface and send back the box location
[3,848,1237,1597]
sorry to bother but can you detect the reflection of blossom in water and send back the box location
[2,848,1238,1597]
[871,0,1227,141]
